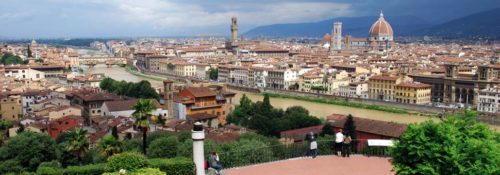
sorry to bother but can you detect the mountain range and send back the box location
[244,8,500,38]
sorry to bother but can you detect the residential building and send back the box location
[0,94,22,120]
[34,105,82,120]
[339,82,369,98]
[477,87,500,113]
[21,90,52,115]
[48,116,83,139]
[101,99,167,118]
[394,82,432,105]
[67,88,122,124]
[368,75,407,101]
[173,86,235,126]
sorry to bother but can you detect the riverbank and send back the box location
[263,92,412,115]
[124,66,167,81]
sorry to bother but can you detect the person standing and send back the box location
[310,138,318,158]
[335,129,345,156]
[210,151,223,174]
[342,134,352,157]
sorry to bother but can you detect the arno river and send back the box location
[86,65,500,131]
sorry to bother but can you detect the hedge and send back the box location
[105,152,149,172]
[149,158,194,175]
[36,163,106,175]
[102,168,165,175]
[63,163,106,175]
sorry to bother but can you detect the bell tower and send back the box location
[330,22,342,52]
[230,16,238,43]
[163,80,174,118]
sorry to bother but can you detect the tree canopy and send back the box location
[0,132,58,173]
[0,53,28,65]
[99,77,159,99]
[390,110,500,175]
[209,68,218,81]
[227,94,321,137]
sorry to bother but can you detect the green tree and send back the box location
[343,114,357,140]
[100,134,122,157]
[0,53,27,65]
[133,99,156,155]
[99,77,113,91]
[65,128,89,164]
[209,68,218,80]
[311,85,328,95]
[147,136,179,158]
[0,119,13,130]
[122,139,143,152]
[261,94,273,115]
[16,124,25,134]
[0,132,58,172]
[111,126,119,139]
[321,122,335,136]
[390,110,500,175]
[0,132,4,147]
[27,45,32,58]
[105,152,149,172]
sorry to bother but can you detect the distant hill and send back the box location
[244,15,433,38]
[420,7,500,37]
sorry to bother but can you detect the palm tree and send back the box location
[65,128,89,163]
[100,134,122,157]
[133,98,156,155]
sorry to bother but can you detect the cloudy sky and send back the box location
[0,0,498,38]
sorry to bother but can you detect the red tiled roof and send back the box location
[396,82,431,88]
[184,87,216,98]
[327,114,407,138]
[369,75,399,81]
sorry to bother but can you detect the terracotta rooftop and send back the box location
[369,75,399,81]
[183,87,216,98]
[396,82,431,88]
[327,113,407,138]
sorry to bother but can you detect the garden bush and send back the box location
[105,152,149,172]
[63,163,106,175]
[102,168,165,175]
[149,158,193,175]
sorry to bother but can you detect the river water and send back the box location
[86,66,500,130]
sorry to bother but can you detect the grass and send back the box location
[263,92,412,114]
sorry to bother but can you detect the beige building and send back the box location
[368,75,411,101]
[0,95,22,120]
[174,63,197,77]
[34,106,82,120]
[394,82,432,105]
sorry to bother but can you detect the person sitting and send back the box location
[210,151,223,174]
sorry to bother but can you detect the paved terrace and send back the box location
[225,155,393,175]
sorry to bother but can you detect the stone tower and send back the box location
[231,16,238,43]
[330,22,342,52]
[163,80,174,118]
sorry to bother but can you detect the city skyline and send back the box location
[0,0,499,38]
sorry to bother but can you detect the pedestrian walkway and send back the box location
[224,155,393,175]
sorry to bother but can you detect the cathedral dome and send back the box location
[368,11,393,40]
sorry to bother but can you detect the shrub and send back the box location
[106,152,149,172]
[149,158,194,175]
[63,163,106,175]
[36,167,62,175]
[36,161,63,175]
[102,168,165,175]
[38,161,62,168]
[148,136,178,158]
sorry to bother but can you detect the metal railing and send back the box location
[216,139,391,169]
